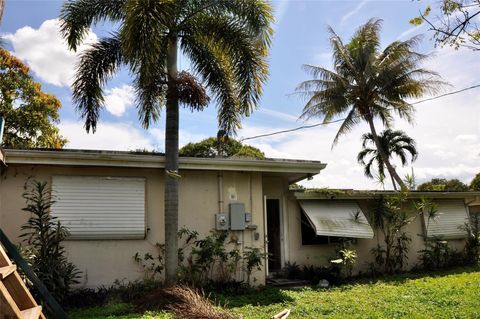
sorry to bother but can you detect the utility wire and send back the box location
[240,84,480,142]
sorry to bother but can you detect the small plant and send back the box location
[133,243,165,280]
[281,262,302,279]
[463,213,480,265]
[418,237,451,270]
[20,180,81,303]
[243,247,267,285]
[331,248,357,278]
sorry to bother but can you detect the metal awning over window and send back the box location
[424,200,469,239]
[298,200,374,239]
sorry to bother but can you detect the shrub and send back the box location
[134,228,265,287]
[331,248,357,278]
[418,237,452,270]
[179,137,264,159]
[20,180,81,303]
[370,189,414,274]
[464,213,480,265]
[469,173,480,191]
[417,178,468,191]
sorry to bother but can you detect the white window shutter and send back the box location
[51,176,146,240]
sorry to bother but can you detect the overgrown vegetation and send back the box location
[134,228,266,287]
[70,267,480,319]
[370,189,413,274]
[179,137,265,159]
[20,180,80,303]
[464,213,480,265]
[417,178,469,191]
[470,172,480,191]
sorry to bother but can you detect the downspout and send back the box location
[218,171,223,213]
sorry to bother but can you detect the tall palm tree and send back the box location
[357,129,418,190]
[297,19,443,189]
[60,0,273,284]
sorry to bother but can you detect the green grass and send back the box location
[70,267,480,319]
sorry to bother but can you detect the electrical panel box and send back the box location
[215,213,229,230]
[229,203,246,230]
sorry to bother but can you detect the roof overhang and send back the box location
[4,149,325,182]
[295,189,480,200]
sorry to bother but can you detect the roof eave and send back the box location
[4,149,326,176]
[295,190,480,200]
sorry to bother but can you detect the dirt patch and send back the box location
[134,285,236,319]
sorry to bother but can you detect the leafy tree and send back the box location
[410,1,480,50]
[469,172,480,191]
[0,49,67,148]
[60,0,273,284]
[180,137,264,159]
[297,19,442,189]
[358,129,418,190]
[20,180,81,303]
[417,178,469,191]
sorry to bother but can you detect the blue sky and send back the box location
[2,0,480,189]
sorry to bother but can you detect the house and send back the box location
[0,148,478,287]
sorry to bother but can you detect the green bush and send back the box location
[470,173,480,191]
[20,180,81,303]
[179,137,265,159]
[417,178,468,191]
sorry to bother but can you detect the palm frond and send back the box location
[72,34,123,132]
[181,34,241,134]
[183,13,268,117]
[60,0,125,50]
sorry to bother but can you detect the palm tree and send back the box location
[60,0,273,284]
[297,19,443,189]
[357,129,418,190]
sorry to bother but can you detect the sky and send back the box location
[1,0,479,190]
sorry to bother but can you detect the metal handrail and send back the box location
[0,229,69,319]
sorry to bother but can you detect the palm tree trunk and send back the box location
[390,174,397,191]
[366,117,405,189]
[164,35,179,286]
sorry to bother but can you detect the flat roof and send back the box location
[294,189,480,200]
[3,148,326,183]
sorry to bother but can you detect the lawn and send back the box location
[70,267,480,319]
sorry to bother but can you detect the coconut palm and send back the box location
[297,19,443,189]
[60,0,273,284]
[357,129,418,190]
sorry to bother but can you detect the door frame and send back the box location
[264,196,285,274]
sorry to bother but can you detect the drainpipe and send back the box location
[218,172,223,213]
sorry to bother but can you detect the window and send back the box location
[298,200,374,239]
[51,176,146,240]
[300,210,343,245]
[423,200,469,239]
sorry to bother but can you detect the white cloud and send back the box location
[455,134,477,143]
[5,19,97,87]
[341,0,370,26]
[59,121,154,151]
[397,24,424,40]
[257,107,299,123]
[104,85,135,116]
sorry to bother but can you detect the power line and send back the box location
[240,84,480,142]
